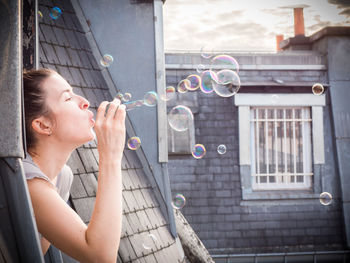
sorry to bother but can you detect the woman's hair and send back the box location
[23,68,56,153]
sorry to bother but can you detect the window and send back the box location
[250,107,312,190]
[235,93,325,200]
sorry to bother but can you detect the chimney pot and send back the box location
[294,7,305,36]
[276,34,284,51]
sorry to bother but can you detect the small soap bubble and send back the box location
[172,193,186,209]
[49,6,62,20]
[142,233,157,250]
[127,137,141,150]
[168,105,194,132]
[177,79,190,93]
[191,144,206,159]
[196,64,206,74]
[213,69,240,97]
[200,70,216,94]
[217,144,227,155]
[200,46,213,59]
[319,192,332,205]
[211,54,239,72]
[100,54,114,67]
[186,74,201,91]
[115,93,123,101]
[143,91,158,107]
[38,10,43,20]
[312,83,324,95]
[122,93,132,102]
[161,86,176,101]
[271,94,279,104]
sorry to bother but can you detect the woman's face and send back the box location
[42,73,95,147]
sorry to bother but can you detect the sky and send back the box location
[163,0,350,52]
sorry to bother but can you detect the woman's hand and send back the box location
[94,98,126,162]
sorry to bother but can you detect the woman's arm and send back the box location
[28,99,125,263]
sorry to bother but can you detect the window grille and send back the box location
[250,107,313,190]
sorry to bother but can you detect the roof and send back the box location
[38,0,183,261]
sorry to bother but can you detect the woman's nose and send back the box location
[80,97,90,110]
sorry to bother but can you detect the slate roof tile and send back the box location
[93,87,107,105]
[74,31,90,51]
[133,190,148,209]
[56,65,74,85]
[125,213,142,233]
[66,150,85,174]
[41,62,57,72]
[40,24,57,44]
[135,169,152,188]
[72,197,95,223]
[59,0,75,13]
[78,50,92,68]
[128,234,147,259]
[80,173,97,197]
[40,6,55,26]
[123,195,131,214]
[118,237,137,262]
[67,48,83,67]
[40,0,52,7]
[123,191,139,212]
[39,24,46,42]
[54,45,70,66]
[69,67,86,86]
[76,148,99,173]
[82,88,99,107]
[122,170,135,191]
[64,29,80,49]
[39,44,47,63]
[136,210,152,231]
[52,27,69,47]
[62,12,76,31]
[80,69,94,88]
[124,149,143,169]
[41,42,59,64]
[86,52,100,70]
[141,189,156,208]
[70,174,88,199]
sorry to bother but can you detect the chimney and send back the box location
[293,7,305,36]
[276,34,284,51]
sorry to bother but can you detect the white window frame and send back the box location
[235,93,326,199]
[250,107,313,190]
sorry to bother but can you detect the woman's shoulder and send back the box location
[22,154,54,187]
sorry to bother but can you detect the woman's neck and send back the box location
[29,143,72,181]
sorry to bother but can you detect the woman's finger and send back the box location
[105,99,120,120]
[96,101,110,121]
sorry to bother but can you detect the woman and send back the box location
[23,68,125,262]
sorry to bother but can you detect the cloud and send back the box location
[328,0,350,17]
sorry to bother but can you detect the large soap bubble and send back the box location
[168,105,193,132]
[211,54,239,72]
[212,69,241,97]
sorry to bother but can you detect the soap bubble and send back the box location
[312,83,324,95]
[213,69,240,97]
[143,91,158,107]
[49,7,62,20]
[168,105,193,132]
[200,70,216,94]
[196,64,206,74]
[271,94,279,104]
[319,192,332,205]
[191,144,206,159]
[217,144,227,155]
[115,93,123,101]
[177,79,190,93]
[186,74,201,91]
[211,54,239,72]
[122,93,132,102]
[200,46,213,59]
[127,137,141,150]
[100,54,114,67]
[142,233,157,250]
[161,86,176,101]
[172,193,186,209]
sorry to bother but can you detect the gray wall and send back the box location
[166,52,345,254]
[313,35,350,248]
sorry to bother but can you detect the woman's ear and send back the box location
[32,116,53,136]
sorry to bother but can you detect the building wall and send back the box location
[166,52,345,255]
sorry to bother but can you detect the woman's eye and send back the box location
[65,97,72,101]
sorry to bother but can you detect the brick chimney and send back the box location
[293,7,305,36]
[276,34,284,51]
